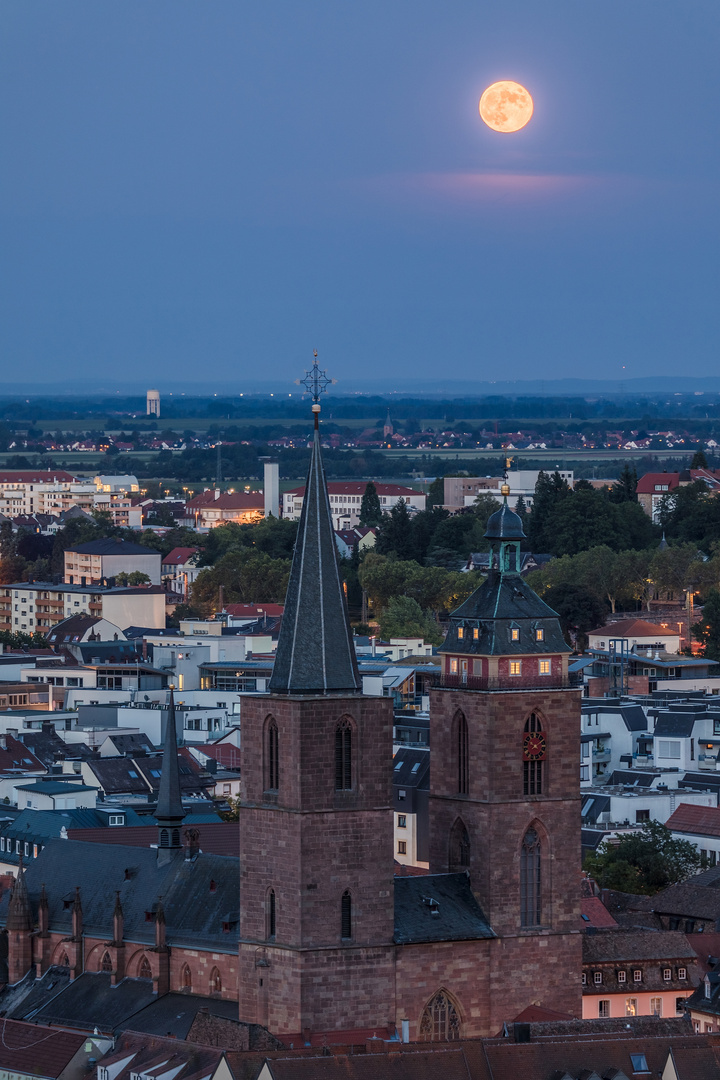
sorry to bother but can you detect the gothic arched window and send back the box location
[138,954,152,980]
[419,990,461,1041]
[58,952,69,968]
[456,711,469,795]
[523,713,545,796]
[265,716,279,791]
[181,963,192,990]
[449,819,471,873]
[159,828,169,848]
[100,951,112,973]
[335,719,353,791]
[341,890,352,940]
[520,828,542,927]
[266,888,276,941]
[210,966,222,994]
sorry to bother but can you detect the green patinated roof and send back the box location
[439,569,571,657]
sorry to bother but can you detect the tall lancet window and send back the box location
[335,718,353,790]
[520,828,542,927]
[265,716,279,791]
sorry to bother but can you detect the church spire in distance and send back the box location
[268,353,361,695]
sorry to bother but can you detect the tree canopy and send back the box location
[583,820,701,894]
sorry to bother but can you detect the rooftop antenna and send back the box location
[295,351,336,430]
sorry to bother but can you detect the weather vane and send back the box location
[295,351,336,429]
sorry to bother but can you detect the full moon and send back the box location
[479,81,533,133]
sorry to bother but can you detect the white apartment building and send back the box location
[0,582,166,633]
[283,482,426,529]
[0,471,141,527]
[449,469,574,511]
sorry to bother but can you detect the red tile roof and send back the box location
[0,470,77,483]
[0,1020,86,1076]
[162,547,199,565]
[66,821,240,857]
[0,733,46,775]
[225,603,284,618]
[687,932,720,973]
[186,491,263,509]
[667,803,720,839]
[193,743,242,769]
[636,472,681,493]
[581,896,619,928]
[286,482,423,497]
[589,618,679,638]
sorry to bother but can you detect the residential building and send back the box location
[184,489,264,528]
[0,582,166,633]
[0,1020,108,1080]
[580,699,649,785]
[582,930,699,1019]
[588,619,682,655]
[666,803,720,866]
[636,473,682,520]
[581,786,715,830]
[444,469,574,511]
[282,481,425,529]
[64,537,162,586]
[334,526,377,559]
[393,747,429,868]
[161,546,200,596]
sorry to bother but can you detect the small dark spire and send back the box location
[659,531,668,551]
[6,854,32,932]
[269,358,361,695]
[155,688,185,851]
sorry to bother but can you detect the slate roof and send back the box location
[103,732,155,755]
[654,714,697,737]
[393,872,495,944]
[66,537,159,555]
[46,615,108,644]
[583,929,696,963]
[155,692,186,826]
[439,570,570,657]
[5,969,157,1032]
[0,838,240,952]
[269,425,361,695]
[15,779,95,795]
[116,991,240,1037]
[667,803,720,839]
[392,748,430,789]
[0,1017,87,1076]
[649,880,720,921]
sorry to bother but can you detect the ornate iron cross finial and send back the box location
[295,351,336,429]
[295,350,335,404]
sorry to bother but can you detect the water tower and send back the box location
[147,389,160,418]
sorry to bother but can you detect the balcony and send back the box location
[432,672,582,693]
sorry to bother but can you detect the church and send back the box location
[0,386,582,1041]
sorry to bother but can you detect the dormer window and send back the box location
[473,627,479,640]
[457,627,464,640]
[511,628,520,642]
[535,628,544,642]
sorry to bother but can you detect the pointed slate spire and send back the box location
[269,357,361,695]
[155,688,185,852]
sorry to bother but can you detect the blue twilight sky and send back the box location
[0,1,718,392]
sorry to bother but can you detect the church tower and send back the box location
[429,490,582,1022]
[155,689,185,864]
[238,356,395,1039]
